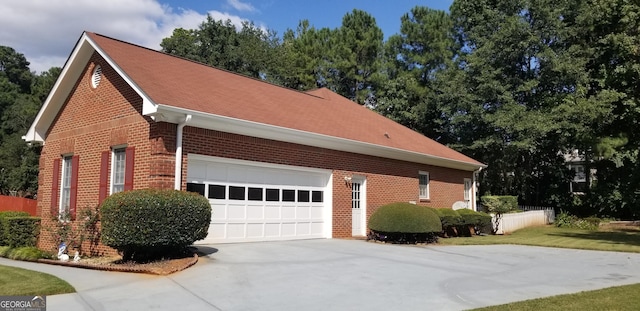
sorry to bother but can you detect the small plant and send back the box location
[368,202,442,244]
[0,246,53,261]
[555,210,600,230]
[481,196,518,233]
[44,206,101,256]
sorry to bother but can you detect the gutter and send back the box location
[174,114,192,190]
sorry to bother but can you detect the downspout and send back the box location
[174,114,192,190]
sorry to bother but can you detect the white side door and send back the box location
[351,177,366,236]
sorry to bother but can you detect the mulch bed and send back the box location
[37,253,198,275]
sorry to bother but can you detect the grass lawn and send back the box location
[0,265,75,296]
[437,223,640,310]
[438,224,640,253]
[472,283,640,311]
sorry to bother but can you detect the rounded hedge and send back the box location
[456,209,492,227]
[368,203,442,233]
[434,208,464,227]
[100,189,211,261]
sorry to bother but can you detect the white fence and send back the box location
[493,209,555,235]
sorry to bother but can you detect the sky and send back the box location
[0,0,453,74]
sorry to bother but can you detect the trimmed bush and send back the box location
[3,217,40,247]
[434,208,463,237]
[456,209,493,235]
[457,209,492,226]
[0,211,31,246]
[368,203,442,244]
[100,189,211,261]
[434,208,463,227]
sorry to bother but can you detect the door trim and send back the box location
[351,175,366,236]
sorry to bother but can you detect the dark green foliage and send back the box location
[481,196,518,214]
[434,208,464,237]
[457,209,492,227]
[368,203,441,244]
[100,189,211,261]
[434,208,463,227]
[2,217,40,247]
[457,208,493,235]
[0,211,30,245]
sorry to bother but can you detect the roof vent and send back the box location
[91,65,102,88]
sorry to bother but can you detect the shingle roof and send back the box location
[87,32,483,168]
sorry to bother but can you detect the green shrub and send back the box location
[0,246,52,261]
[434,208,463,227]
[433,208,463,237]
[457,209,491,227]
[100,189,211,261]
[481,196,517,233]
[456,209,494,235]
[0,211,31,246]
[556,210,600,230]
[368,203,442,243]
[2,217,40,247]
[481,196,518,214]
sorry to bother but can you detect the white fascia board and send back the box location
[152,105,486,171]
[23,33,157,144]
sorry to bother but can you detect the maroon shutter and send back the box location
[124,147,135,191]
[50,158,61,217]
[98,151,109,204]
[69,155,79,220]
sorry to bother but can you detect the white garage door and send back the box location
[186,155,332,243]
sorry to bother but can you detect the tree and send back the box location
[375,7,457,143]
[569,0,640,218]
[161,16,280,79]
[272,21,333,90]
[0,47,56,197]
[321,10,383,104]
[447,0,608,207]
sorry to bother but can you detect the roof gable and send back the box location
[25,31,485,171]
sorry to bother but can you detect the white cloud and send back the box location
[226,0,257,12]
[0,0,250,73]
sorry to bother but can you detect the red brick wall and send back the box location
[181,128,472,238]
[37,52,155,255]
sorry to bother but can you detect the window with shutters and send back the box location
[111,148,126,194]
[60,156,73,215]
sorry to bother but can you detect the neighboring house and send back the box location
[564,150,594,194]
[24,32,485,251]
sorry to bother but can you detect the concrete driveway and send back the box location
[3,239,640,310]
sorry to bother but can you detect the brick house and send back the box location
[24,32,485,251]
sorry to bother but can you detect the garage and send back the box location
[186,155,332,243]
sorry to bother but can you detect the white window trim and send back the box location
[110,147,126,194]
[419,171,430,200]
[464,178,472,201]
[59,155,72,216]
